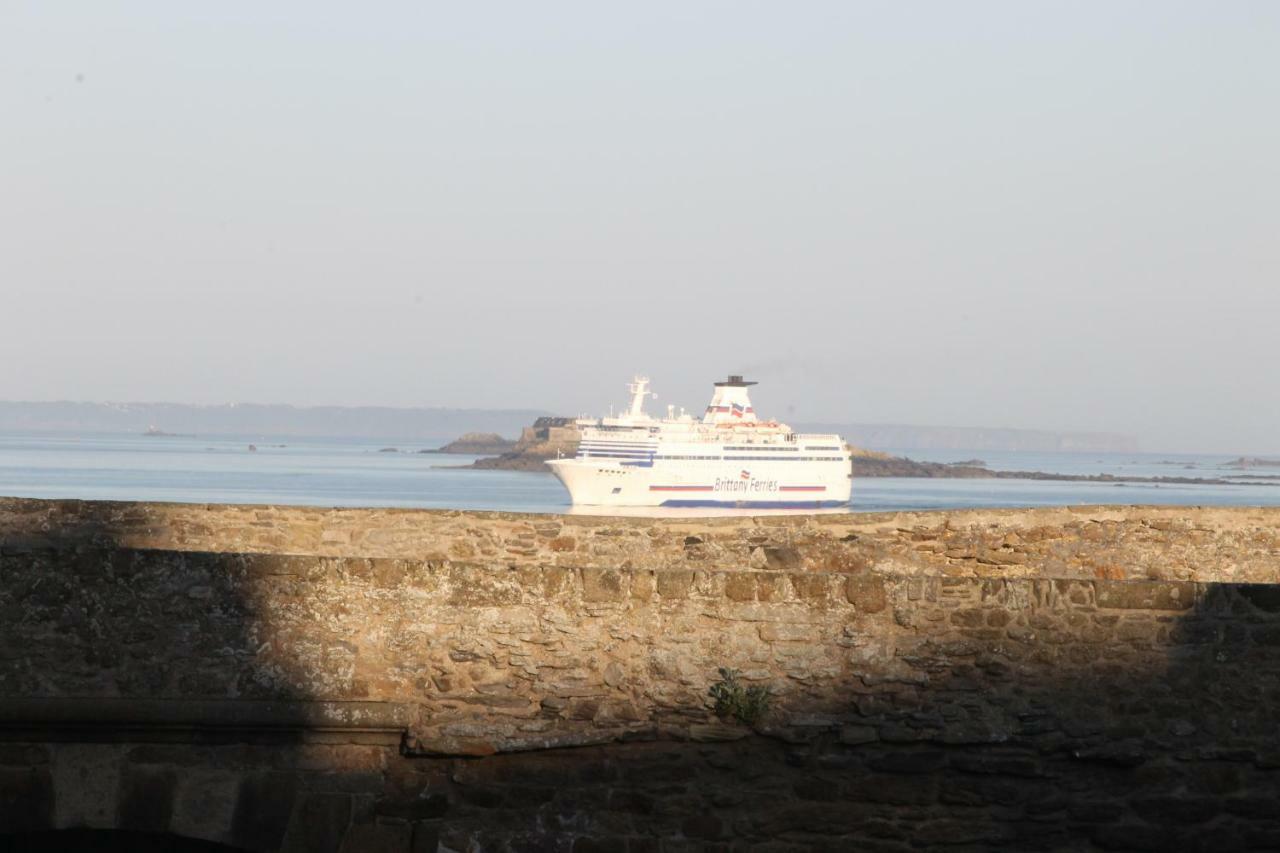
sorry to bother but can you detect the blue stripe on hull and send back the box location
[659,499,848,509]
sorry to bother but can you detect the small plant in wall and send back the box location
[708,668,772,727]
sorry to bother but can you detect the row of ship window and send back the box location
[579,453,846,462]
[582,445,843,453]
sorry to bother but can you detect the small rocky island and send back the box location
[1225,456,1280,469]
[423,432,518,456]
[462,418,579,472]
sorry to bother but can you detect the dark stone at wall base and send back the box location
[338,821,413,853]
[1091,822,1175,851]
[231,772,300,852]
[283,793,353,853]
[607,790,655,814]
[681,814,724,840]
[0,767,53,833]
[845,774,937,806]
[117,765,177,833]
[375,793,448,822]
[573,837,628,853]
[1130,795,1222,825]
[411,822,441,853]
[868,750,947,775]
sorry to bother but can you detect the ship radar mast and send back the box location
[626,376,656,418]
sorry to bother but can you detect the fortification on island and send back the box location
[2,497,1280,851]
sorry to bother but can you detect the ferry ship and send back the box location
[547,375,852,508]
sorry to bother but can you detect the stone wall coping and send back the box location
[5,497,1280,586]
[5,494,1279,528]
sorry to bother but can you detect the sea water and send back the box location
[0,431,1276,515]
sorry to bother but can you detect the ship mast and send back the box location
[626,376,654,418]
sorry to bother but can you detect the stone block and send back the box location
[1130,795,1221,825]
[1251,626,1280,646]
[1235,583,1280,612]
[838,725,878,746]
[569,699,601,721]
[630,570,656,599]
[582,569,625,602]
[723,574,755,602]
[657,571,695,599]
[949,753,1041,777]
[846,574,887,613]
[1091,823,1176,851]
[681,813,724,839]
[603,661,626,688]
[170,769,241,845]
[868,750,946,774]
[231,772,300,852]
[412,822,442,853]
[1095,581,1194,611]
[949,608,986,628]
[0,746,48,766]
[789,574,828,602]
[541,566,572,597]
[912,819,1013,846]
[0,767,54,832]
[757,624,816,642]
[607,790,656,814]
[762,547,802,570]
[52,743,124,829]
[117,765,177,832]
[283,793,354,853]
[689,724,750,742]
[339,820,413,853]
[574,838,630,853]
[447,565,522,606]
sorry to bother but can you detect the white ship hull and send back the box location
[548,455,851,508]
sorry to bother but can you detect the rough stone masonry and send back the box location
[1,497,1279,851]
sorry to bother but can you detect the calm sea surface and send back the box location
[1,431,1277,515]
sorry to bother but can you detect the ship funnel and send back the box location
[703,374,759,423]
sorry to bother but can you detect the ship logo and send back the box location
[740,470,751,480]
[731,402,746,417]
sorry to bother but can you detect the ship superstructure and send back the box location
[547,375,852,508]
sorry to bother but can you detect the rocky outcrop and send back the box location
[465,417,580,471]
[1226,456,1280,469]
[424,432,517,455]
[852,454,1269,486]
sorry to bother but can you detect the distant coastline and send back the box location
[424,418,1276,489]
[0,401,548,441]
[0,400,1144,455]
[795,422,1139,454]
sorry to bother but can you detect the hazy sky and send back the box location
[3,3,1277,452]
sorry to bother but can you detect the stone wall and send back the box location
[3,497,1280,582]
[2,498,1280,851]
